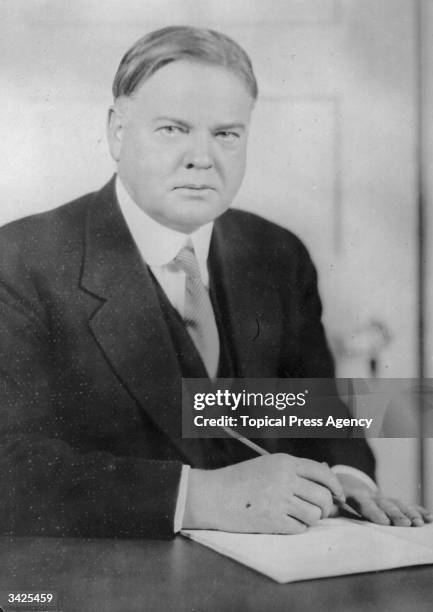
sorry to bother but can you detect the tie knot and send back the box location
[174,241,201,279]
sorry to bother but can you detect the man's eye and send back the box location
[215,131,240,142]
[157,125,186,136]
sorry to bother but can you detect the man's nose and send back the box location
[184,133,213,169]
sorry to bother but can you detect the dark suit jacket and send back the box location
[0,178,375,538]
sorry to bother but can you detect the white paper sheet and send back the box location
[181,518,433,583]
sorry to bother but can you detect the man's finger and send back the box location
[281,515,308,535]
[295,458,344,501]
[269,508,308,534]
[375,498,411,526]
[348,495,390,525]
[292,478,334,518]
[285,496,323,526]
[416,506,433,523]
[392,500,432,526]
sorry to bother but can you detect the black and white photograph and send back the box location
[1,1,433,610]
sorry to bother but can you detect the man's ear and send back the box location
[106,103,124,162]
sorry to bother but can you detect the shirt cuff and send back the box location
[174,464,190,533]
[331,464,378,492]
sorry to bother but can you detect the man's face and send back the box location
[107,59,254,233]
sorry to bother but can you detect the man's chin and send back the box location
[165,201,229,232]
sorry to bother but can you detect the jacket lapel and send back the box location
[79,179,202,463]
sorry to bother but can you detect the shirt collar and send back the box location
[115,176,213,282]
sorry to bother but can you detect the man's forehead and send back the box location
[131,59,254,106]
[121,59,255,125]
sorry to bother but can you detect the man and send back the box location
[0,26,430,538]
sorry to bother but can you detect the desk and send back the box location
[1,535,432,612]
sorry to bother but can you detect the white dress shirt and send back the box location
[116,177,213,307]
[115,176,376,532]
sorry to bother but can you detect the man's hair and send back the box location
[112,25,258,100]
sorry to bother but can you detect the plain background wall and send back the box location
[1,0,431,502]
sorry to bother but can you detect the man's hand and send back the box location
[335,472,433,527]
[183,454,344,533]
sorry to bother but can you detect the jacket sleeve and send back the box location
[0,256,183,539]
[277,238,376,480]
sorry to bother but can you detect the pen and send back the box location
[220,424,363,520]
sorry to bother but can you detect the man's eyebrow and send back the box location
[213,122,246,132]
[153,116,192,128]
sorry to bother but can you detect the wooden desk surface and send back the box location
[1,535,433,612]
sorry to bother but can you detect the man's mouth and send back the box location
[174,184,216,191]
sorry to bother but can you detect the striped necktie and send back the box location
[174,240,220,378]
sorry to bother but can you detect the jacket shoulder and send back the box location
[0,187,107,305]
[222,208,312,261]
[0,189,97,253]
